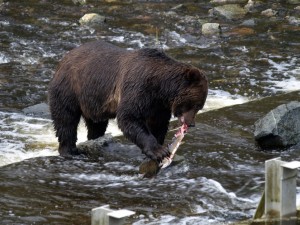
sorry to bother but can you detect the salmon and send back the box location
[139,124,188,178]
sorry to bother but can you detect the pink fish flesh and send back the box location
[159,123,188,168]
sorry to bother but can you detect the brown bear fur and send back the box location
[48,40,208,161]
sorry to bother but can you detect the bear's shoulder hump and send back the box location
[138,48,169,60]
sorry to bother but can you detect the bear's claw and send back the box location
[144,146,170,163]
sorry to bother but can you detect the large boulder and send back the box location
[254,101,300,149]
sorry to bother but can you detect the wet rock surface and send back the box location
[244,0,266,13]
[78,136,146,165]
[286,16,300,25]
[79,13,106,26]
[72,0,86,5]
[22,103,51,119]
[241,19,256,26]
[210,4,247,20]
[254,101,300,149]
[261,8,278,17]
[202,22,221,35]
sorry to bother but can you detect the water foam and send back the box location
[204,89,249,111]
[0,112,58,167]
[271,76,300,92]
[132,177,256,225]
[0,111,125,167]
[0,52,10,64]
[133,215,223,225]
[60,172,135,183]
[263,55,300,93]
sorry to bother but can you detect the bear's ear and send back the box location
[184,68,202,83]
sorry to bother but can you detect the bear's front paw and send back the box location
[144,145,170,163]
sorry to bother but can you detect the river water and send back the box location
[0,0,299,224]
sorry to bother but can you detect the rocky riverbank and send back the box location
[76,0,300,39]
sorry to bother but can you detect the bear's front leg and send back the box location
[117,113,170,162]
[141,134,170,162]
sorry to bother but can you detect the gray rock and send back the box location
[286,16,300,26]
[254,101,300,149]
[22,103,51,119]
[79,13,106,26]
[210,4,247,20]
[244,0,265,13]
[77,134,114,158]
[241,19,256,26]
[202,23,221,35]
[76,135,147,162]
[261,8,277,17]
[72,0,86,5]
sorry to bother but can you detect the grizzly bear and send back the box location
[48,40,208,162]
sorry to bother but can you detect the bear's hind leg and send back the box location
[84,118,108,140]
[55,113,81,156]
[50,103,81,156]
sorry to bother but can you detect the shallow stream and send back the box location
[0,0,299,224]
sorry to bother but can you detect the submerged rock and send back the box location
[22,103,50,119]
[202,23,221,35]
[210,4,247,20]
[254,101,300,149]
[79,13,106,26]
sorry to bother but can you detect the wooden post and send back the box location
[281,161,300,218]
[264,158,300,219]
[265,157,283,218]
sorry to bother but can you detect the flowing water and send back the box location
[0,0,299,224]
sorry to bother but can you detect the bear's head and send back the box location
[172,67,208,127]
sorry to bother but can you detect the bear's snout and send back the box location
[179,110,196,127]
